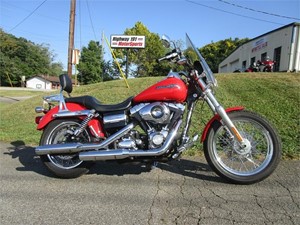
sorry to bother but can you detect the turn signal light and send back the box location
[35,116,43,124]
[35,107,45,113]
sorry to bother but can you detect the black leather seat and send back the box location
[65,95,133,113]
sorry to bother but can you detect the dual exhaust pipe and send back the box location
[35,120,182,161]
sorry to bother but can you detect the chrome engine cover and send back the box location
[138,102,171,124]
[148,128,169,149]
[117,138,137,149]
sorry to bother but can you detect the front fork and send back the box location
[204,89,250,149]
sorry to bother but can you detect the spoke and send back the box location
[239,157,249,171]
[245,155,260,168]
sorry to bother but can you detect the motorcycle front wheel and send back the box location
[204,110,281,184]
[39,119,94,178]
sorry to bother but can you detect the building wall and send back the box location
[219,23,300,73]
[26,77,52,90]
[289,25,300,71]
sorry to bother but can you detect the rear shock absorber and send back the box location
[73,109,99,136]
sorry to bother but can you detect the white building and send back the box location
[26,75,60,90]
[219,22,300,73]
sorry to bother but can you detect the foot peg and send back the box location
[172,134,199,159]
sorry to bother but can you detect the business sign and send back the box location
[252,36,268,53]
[110,35,146,49]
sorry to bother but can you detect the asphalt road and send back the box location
[0,96,33,103]
[0,141,299,225]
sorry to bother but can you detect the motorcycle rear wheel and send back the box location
[204,110,281,184]
[39,119,94,178]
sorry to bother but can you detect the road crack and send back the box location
[147,169,162,225]
[275,180,300,209]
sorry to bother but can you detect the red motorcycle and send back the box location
[245,61,261,72]
[261,57,276,72]
[34,34,281,184]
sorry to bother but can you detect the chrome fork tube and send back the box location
[205,89,245,145]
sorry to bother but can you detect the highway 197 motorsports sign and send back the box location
[110,35,146,49]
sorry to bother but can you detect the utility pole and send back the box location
[67,0,76,79]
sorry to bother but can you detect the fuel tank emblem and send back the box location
[155,84,179,90]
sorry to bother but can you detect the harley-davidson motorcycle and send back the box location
[34,34,281,184]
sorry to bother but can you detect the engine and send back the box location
[121,102,185,149]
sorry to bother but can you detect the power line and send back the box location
[9,0,48,32]
[2,1,67,24]
[85,0,97,40]
[185,0,284,25]
[218,0,300,21]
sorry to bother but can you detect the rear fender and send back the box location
[200,107,244,142]
[36,103,105,138]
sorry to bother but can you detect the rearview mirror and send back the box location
[161,35,171,48]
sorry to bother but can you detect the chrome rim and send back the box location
[45,121,90,169]
[212,118,273,176]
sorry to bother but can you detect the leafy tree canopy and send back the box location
[199,38,249,73]
[77,40,105,84]
[0,29,63,86]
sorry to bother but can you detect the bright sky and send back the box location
[1,0,299,69]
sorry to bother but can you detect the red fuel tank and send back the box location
[133,77,188,103]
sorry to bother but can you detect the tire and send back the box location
[203,110,281,184]
[39,119,94,178]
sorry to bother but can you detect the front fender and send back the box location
[36,103,88,130]
[200,106,244,142]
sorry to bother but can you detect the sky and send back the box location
[1,0,299,70]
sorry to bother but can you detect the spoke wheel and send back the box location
[204,111,281,184]
[40,119,94,178]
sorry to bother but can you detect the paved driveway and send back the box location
[0,96,33,103]
[0,141,299,225]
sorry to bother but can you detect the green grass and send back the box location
[214,73,300,159]
[0,73,299,159]
[0,102,7,108]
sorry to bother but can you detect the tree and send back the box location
[199,38,249,73]
[50,62,64,76]
[102,60,119,81]
[113,21,166,77]
[0,29,63,86]
[77,41,104,84]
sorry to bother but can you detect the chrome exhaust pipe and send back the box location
[79,120,182,161]
[35,123,135,155]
